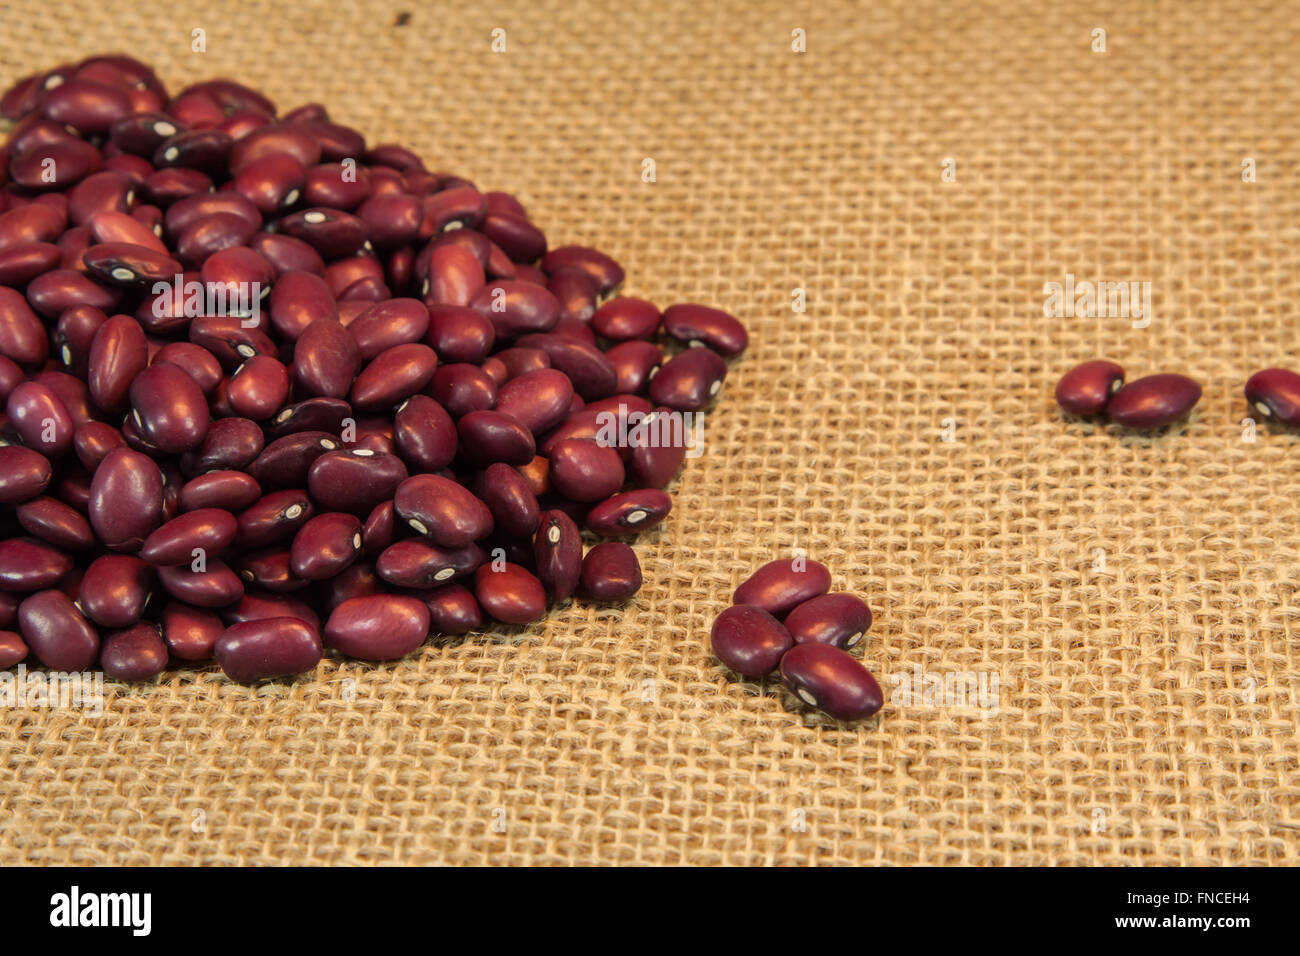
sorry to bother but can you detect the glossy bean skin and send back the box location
[7,381,75,457]
[82,241,183,286]
[516,334,618,401]
[627,408,687,488]
[779,643,883,721]
[0,242,61,287]
[15,496,95,550]
[494,369,573,434]
[785,594,873,650]
[585,489,671,536]
[579,542,642,602]
[269,270,337,341]
[420,582,482,635]
[734,558,832,617]
[0,445,53,503]
[99,622,169,681]
[393,395,457,471]
[606,341,664,395]
[180,417,264,475]
[129,361,210,453]
[470,280,560,338]
[236,489,314,548]
[292,318,360,398]
[430,363,498,419]
[308,449,408,515]
[157,561,244,607]
[649,347,727,412]
[160,601,223,660]
[348,298,430,359]
[248,432,340,489]
[427,244,485,307]
[88,314,147,412]
[394,474,493,547]
[234,547,306,593]
[661,304,748,356]
[1106,373,1201,429]
[474,563,546,625]
[79,554,153,627]
[178,470,262,512]
[0,630,29,668]
[221,591,321,633]
[457,410,536,466]
[88,448,165,551]
[214,616,322,682]
[1055,360,1125,417]
[290,512,363,580]
[541,246,624,294]
[350,343,438,410]
[0,537,73,591]
[427,305,495,363]
[710,604,792,677]
[324,594,430,660]
[533,509,582,600]
[1245,368,1300,426]
[18,589,100,671]
[591,297,660,341]
[548,438,625,502]
[140,508,238,565]
[153,342,224,397]
[481,463,540,538]
[227,355,290,421]
[264,397,352,438]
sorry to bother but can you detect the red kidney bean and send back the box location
[179,416,263,475]
[176,211,257,267]
[57,225,96,273]
[72,421,124,472]
[0,241,61,287]
[779,643,883,720]
[481,462,540,538]
[292,317,360,399]
[0,201,65,249]
[324,594,429,660]
[0,355,23,401]
[87,314,147,412]
[68,171,133,226]
[361,500,395,556]
[151,343,223,399]
[248,431,339,488]
[0,537,73,591]
[79,554,153,628]
[308,448,408,514]
[0,286,51,366]
[160,601,222,660]
[226,355,290,421]
[660,304,748,357]
[710,604,792,677]
[0,445,53,502]
[87,212,163,257]
[579,542,642,602]
[250,232,326,276]
[158,560,244,607]
[474,563,546,624]
[517,334,618,400]
[201,246,274,302]
[350,343,438,410]
[421,185,485,234]
[376,539,484,587]
[538,398,644,455]
[18,589,100,671]
[393,394,457,471]
[547,269,598,323]
[54,465,95,513]
[236,490,313,548]
[348,298,430,359]
[495,368,573,434]
[151,128,232,177]
[165,91,223,128]
[268,271,336,341]
[606,340,664,395]
[289,512,362,580]
[734,558,832,617]
[228,125,319,174]
[264,397,352,437]
[585,489,671,536]
[179,470,261,512]
[481,212,546,263]
[129,361,210,453]
[99,622,168,681]
[1245,368,1300,426]
[357,194,423,248]
[784,593,873,650]
[189,314,277,369]
[590,297,659,341]
[302,162,371,210]
[220,590,321,633]
[89,447,164,550]
[395,473,493,546]
[328,257,386,297]
[427,243,486,307]
[0,630,29,668]
[548,438,625,502]
[649,347,727,412]
[1106,373,1201,429]
[109,112,184,157]
[143,167,213,205]
[533,509,582,600]
[1055,360,1125,417]
[214,616,321,682]
[232,153,306,214]
[279,208,367,259]
[553,317,597,346]
[470,280,560,338]
[420,582,482,635]
[33,369,94,428]
[234,546,305,592]
[457,410,536,466]
[10,139,104,190]
[141,508,238,566]
[16,496,95,550]
[496,347,551,379]
[7,381,75,457]
[541,245,624,293]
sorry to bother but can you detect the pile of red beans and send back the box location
[0,55,749,683]
[711,558,883,721]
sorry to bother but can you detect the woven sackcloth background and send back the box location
[2,0,1298,866]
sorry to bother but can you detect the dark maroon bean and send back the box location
[591,297,660,341]
[1055,360,1125,417]
[289,512,362,580]
[0,241,61,287]
[89,447,164,551]
[470,280,560,338]
[302,162,371,210]
[480,357,508,387]
[160,601,222,660]
[292,318,360,399]
[348,298,430,359]
[1,72,44,121]
[0,592,17,627]
[108,112,184,158]
[340,277,391,303]
[18,590,99,671]
[237,490,313,548]
[57,225,95,273]
[226,355,290,421]
[585,489,671,536]
[142,167,213,205]
[481,463,540,537]
[421,582,482,635]
[661,303,748,356]
[220,591,321,633]
[32,369,94,427]
[180,417,263,475]
[552,317,597,345]
[188,314,277,369]
[233,547,306,593]
[496,347,551,379]
[100,622,168,681]
[0,445,53,502]
[232,153,306,214]
[474,563,546,624]
[326,255,385,297]
[606,340,664,395]
[457,410,536,466]
[227,124,319,174]
[72,421,123,472]
[483,191,527,218]
[176,212,257,267]
[152,129,232,177]
[158,560,244,607]
[481,212,546,263]
[10,139,103,190]
[649,347,727,412]
[0,286,51,366]
[7,381,74,457]
[541,245,624,293]
[15,496,94,550]
[350,343,438,410]
[421,185,485,233]
[516,334,618,400]
[0,537,73,591]
[53,465,94,513]
[179,470,262,513]
[1245,368,1300,426]
[1106,373,1202,429]
[785,593,873,650]
[0,355,22,401]
[201,246,274,304]
[710,604,792,677]
[495,368,573,434]
[214,616,321,682]
[152,343,224,398]
[780,643,883,720]
[324,594,429,660]
[0,201,65,249]
[427,243,485,307]
[376,540,484,588]
[166,91,224,128]
[0,630,28,668]
[79,554,153,628]
[357,194,423,248]
[250,232,326,277]
[548,438,625,502]
[547,269,598,323]
[268,270,337,341]
[533,509,582,600]
[307,449,408,515]
[264,397,352,437]
[128,362,209,453]
[393,394,457,471]
[248,431,340,488]
[87,314,147,412]
[140,508,238,566]
[361,500,396,556]
[278,208,367,259]
[395,474,493,547]
[734,558,832,617]
[579,542,642,602]
[67,171,133,226]
[88,210,166,254]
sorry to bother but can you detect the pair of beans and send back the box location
[0,55,749,683]
[710,558,882,721]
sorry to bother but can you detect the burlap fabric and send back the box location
[2,0,1298,866]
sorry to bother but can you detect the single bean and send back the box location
[0,286,52,366]
[376,540,484,588]
[214,616,322,682]
[157,561,244,607]
[785,594,873,650]
[179,470,262,513]
[0,537,73,591]
[18,589,100,671]
[350,343,439,410]
[89,447,164,550]
[710,604,792,677]
[292,317,361,399]
[394,474,493,546]
[734,558,832,617]
[15,496,95,550]
[457,410,536,466]
[348,298,430,359]
[140,508,238,566]
[78,554,153,627]
[1106,373,1201,429]
[548,438,625,502]
[88,313,148,412]
[533,509,582,600]
[430,363,498,418]
[0,630,28,668]
[153,342,224,397]
[0,445,53,503]
[648,347,727,412]
[540,245,624,293]
[1244,368,1300,426]
[227,355,290,421]
[236,489,314,548]
[248,431,340,488]
[324,594,430,660]
[1055,360,1125,417]
[779,643,883,721]
[7,381,75,457]
[160,601,223,660]
[606,340,664,395]
[585,489,671,536]
[99,622,169,681]
[495,368,573,434]
[393,394,457,471]
[420,582,482,635]
[290,512,363,580]
[474,563,546,624]
[661,303,748,356]
[579,542,642,601]
[264,397,352,437]
[307,448,408,515]
[129,362,210,453]
[469,280,560,338]
[481,462,540,538]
